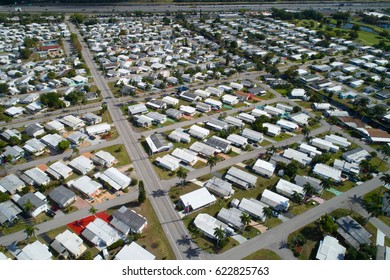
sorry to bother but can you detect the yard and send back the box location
[243,249,282,260]
[95,144,131,167]
[289,201,317,216]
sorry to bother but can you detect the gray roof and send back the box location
[110,206,147,234]
[205,136,231,151]
[48,186,76,208]
[150,133,169,150]
[336,216,372,249]
[225,166,258,189]
[0,200,22,224]
[204,177,233,197]
[217,208,244,230]
[294,175,323,193]
[166,108,182,119]
[25,123,44,137]
[17,192,45,211]
[0,174,25,194]
[50,239,67,255]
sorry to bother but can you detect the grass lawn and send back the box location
[135,199,176,260]
[0,220,30,235]
[100,109,113,124]
[197,173,213,182]
[321,190,336,200]
[259,92,275,100]
[357,30,388,46]
[275,88,289,96]
[289,202,317,216]
[46,225,68,240]
[243,249,282,260]
[259,139,272,147]
[96,144,131,167]
[337,181,355,193]
[153,164,180,180]
[385,236,390,247]
[273,133,292,142]
[265,216,283,228]
[193,160,207,169]
[379,216,390,228]
[241,225,260,239]
[370,157,388,173]
[288,222,322,260]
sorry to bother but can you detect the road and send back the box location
[67,20,203,260]
[1,2,389,13]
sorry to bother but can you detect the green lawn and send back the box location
[289,202,317,216]
[241,225,260,239]
[46,225,68,240]
[169,183,201,204]
[197,173,213,182]
[100,109,113,124]
[265,216,283,229]
[321,190,336,200]
[259,139,272,147]
[370,157,388,173]
[275,88,289,96]
[133,199,176,260]
[258,92,275,100]
[287,222,322,260]
[96,144,131,167]
[193,160,207,169]
[272,133,292,142]
[243,249,282,260]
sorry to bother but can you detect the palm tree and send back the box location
[72,146,79,157]
[240,212,251,231]
[24,225,39,241]
[291,191,303,204]
[303,182,315,199]
[177,167,188,187]
[320,178,333,190]
[363,193,382,218]
[23,199,34,216]
[206,155,217,174]
[302,125,311,140]
[380,174,390,187]
[359,159,372,173]
[378,145,390,168]
[213,226,226,247]
[262,207,273,220]
[89,206,97,217]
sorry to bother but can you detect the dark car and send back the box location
[46,209,56,218]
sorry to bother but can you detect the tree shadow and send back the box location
[279,240,289,249]
[349,194,364,207]
[184,246,201,259]
[150,189,167,198]
[176,234,192,246]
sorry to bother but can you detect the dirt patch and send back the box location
[82,152,93,159]
[182,115,193,120]
[72,196,90,210]
[250,221,268,233]
[37,164,48,172]
[217,154,230,160]
[79,141,92,148]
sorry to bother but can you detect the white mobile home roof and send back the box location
[237,112,256,123]
[55,230,87,258]
[289,112,310,126]
[241,128,263,142]
[222,94,239,104]
[82,218,121,248]
[276,119,299,130]
[47,161,73,179]
[204,98,222,107]
[94,150,116,166]
[205,86,224,96]
[128,103,148,115]
[225,116,243,127]
[275,179,305,198]
[171,148,198,165]
[188,125,209,139]
[324,134,351,148]
[162,96,179,106]
[225,167,258,189]
[70,176,102,197]
[86,123,111,135]
[180,188,216,211]
[253,159,276,176]
[95,167,131,191]
[298,143,322,156]
[193,213,232,240]
[311,138,339,152]
[16,240,52,260]
[60,115,85,128]
[68,155,94,174]
[239,198,267,222]
[227,134,248,147]
[23,138,46,154]
[156,154,181,171]
[189,141,216,157]
[115,242,156,260]
[283,148,312,165]
[194,89,211,98]
[44,120,64,131]
[316,235,346,260]
[260,189,290,211]
[40,134,65,149]
[251,108,271,118]
[264,105,284,116]
[217,207,243,230]
[263,123,281,136]
[313,163,342,182]
[204,177,233,198]
[168,129,191,143]
[25,168,50,186]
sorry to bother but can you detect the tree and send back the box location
[57,140,70,152]
[359,159,372,173]
[363,193,382,218]
[291,191,303,204]
[380,174,390,187]
[47,72,56,80]
[266,145,277,155]
[0,192,10,203]
[262,207,273,220]
[89,206,97,217]
[240,212,251,231]
[23,199,34,215]
[20,47,32,59]
[320,178,333,190]
[138,180,146,204]
[319,214,338,235]
[8,136,21,146]
[206,155,218,173]
[303,182,315,198]
[177,167,188,187]
[378,145,390,168]
[213,226,226,247]
[24,225,38,241]
[302,125,311,140]
[284,161,299,178]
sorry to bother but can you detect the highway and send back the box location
[0,2,389,13]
